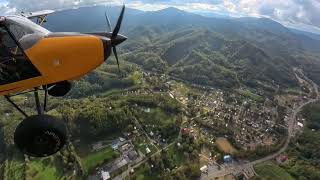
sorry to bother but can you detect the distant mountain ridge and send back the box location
[43,6,320,91]
[44,6,320,55]
[289,28,320,40]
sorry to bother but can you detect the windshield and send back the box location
[5,16,50,41]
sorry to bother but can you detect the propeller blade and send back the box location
[111,5,125,39]
[112,46,120,73]
[105,11,112,32]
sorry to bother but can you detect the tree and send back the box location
[144,163,151,174]
[185,163,201,179]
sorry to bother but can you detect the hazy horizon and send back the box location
[1,0,320,34]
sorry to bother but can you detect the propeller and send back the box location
[104,12,112,32]
[105,5,126,73]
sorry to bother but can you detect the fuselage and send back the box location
[0,15,116,96]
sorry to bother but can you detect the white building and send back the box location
[101,171,110,180]
[297,122,304,128]
[200,165,208,173]
[146,147,151,154]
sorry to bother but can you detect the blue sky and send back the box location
[1,0,320,33]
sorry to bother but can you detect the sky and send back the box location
[0,0,320,34]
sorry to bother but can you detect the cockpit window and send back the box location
[5,16,49,42]
[7,22,34,41]
[0,25,41,85]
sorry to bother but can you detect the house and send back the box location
[200,165,208,173]
[297,122,304,128]
[144,108,151,113]
[223,155,233,163]
[121,143,131,151]
[181,128,190,135]
[128,150,138,160]
[111,140,120,150]
[101,171,110,180]
[124,132,133,138]
[146,147,151,154]
[276,155,288,164]
[92,142,103,151]
[117,159,128,169]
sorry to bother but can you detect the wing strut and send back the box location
[4,87,49,118]
[4,95,28,118]
[34,88,43,115]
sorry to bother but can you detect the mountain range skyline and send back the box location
[0,0,320,34]
[40,4,320,89]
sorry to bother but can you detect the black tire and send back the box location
[14,115,67,157]
[47,81,72,97]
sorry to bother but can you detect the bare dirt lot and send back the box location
[216,137,237,154]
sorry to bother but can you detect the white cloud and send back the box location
[181,3,220,11]
[0,1,14,15]
[236,0,320,28]
[3,0,124,12]
[128,1,169,11]
[223,0,236,13]
[0,0,319,33]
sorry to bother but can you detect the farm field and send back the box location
[254,162,294,180]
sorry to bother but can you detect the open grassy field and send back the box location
[236,89,264,102]
[167,144,186,166]
[216,137,237,154]
[74,131,122,157]
[3,150,25,180]
[26,157,64,180]
[81,146,119,173]
[4,154,25,180]
[254,162,294,180]
[172,82,190,96]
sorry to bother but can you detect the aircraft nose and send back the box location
[111,34,127,46]
[101,37,112,61]
[99,34,127,62]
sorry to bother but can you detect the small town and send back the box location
[82,67,318,180]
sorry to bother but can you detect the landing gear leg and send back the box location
[34,87,43,115]
[44,85,48,112]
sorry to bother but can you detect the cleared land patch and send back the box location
[216,137,237,154]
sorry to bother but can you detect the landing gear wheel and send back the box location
[14,115,67,157]
[47,81,72,97]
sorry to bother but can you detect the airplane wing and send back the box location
[21,10,55,19]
